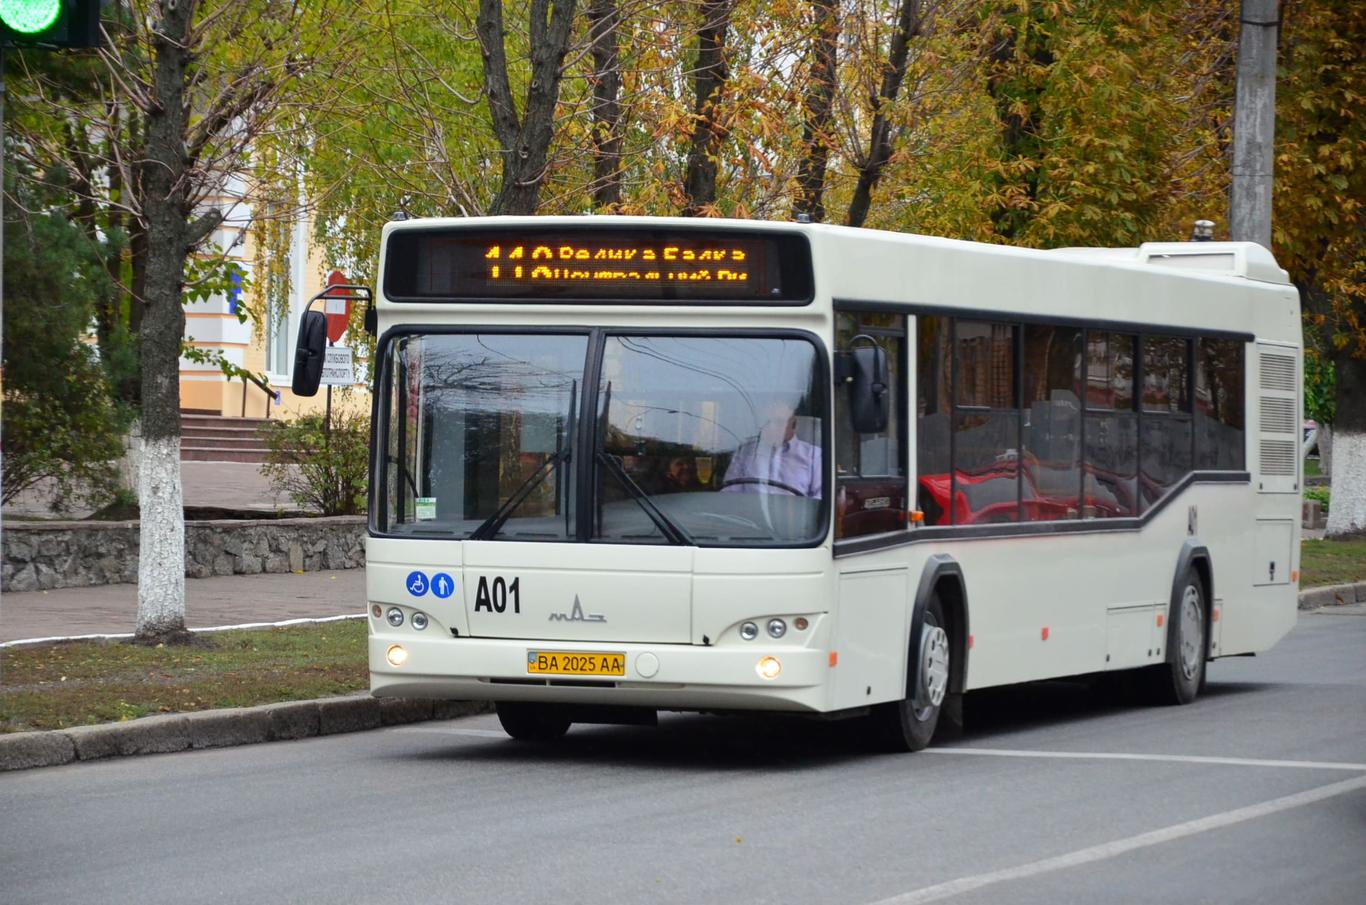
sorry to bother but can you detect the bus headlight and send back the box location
[386,644,409,667]
[756,656,782,680]
[739,622,759,641]
[411,612,429,631]
[386,607,404,627]
[767,618,787,639]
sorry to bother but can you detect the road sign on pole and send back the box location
[324,269,351,343]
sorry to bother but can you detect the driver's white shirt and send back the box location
[722,435,822,498]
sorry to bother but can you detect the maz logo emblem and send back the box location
[549,595,606,623]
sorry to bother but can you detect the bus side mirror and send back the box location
[845,339,889,434]
[291,310,328,397]
[364,299,377,336]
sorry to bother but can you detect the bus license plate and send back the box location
[527,651,626,677]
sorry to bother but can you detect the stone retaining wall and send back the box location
[2,517,366,592]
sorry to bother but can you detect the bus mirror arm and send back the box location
[292,284,375,396]
[844,335,889,434]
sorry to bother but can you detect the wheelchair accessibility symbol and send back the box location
[406,571,429,597]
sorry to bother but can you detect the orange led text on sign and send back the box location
[484,242,750,285]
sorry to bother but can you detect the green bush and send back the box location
[2,166,129,508]
[260,409,370,516]
[1304,485,1330,514]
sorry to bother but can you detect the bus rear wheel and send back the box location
[1146,568,1207,705]
[496,702,572,741]
[870,595,950,752]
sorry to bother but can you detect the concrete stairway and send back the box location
[180,414,274,463]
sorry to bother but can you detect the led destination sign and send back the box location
[384,227,813,304]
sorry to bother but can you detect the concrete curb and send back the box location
[1297,581,1366,610]
[0,696,492,772]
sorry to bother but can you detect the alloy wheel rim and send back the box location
[914,623,950,720]
[1179,585,1204,681]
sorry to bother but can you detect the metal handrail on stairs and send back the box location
[239,372,281,418]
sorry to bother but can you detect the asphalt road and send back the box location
[3,607,1364,905]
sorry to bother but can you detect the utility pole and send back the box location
[1230,0,1278,250]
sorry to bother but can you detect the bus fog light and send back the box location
[740,622,759,641]
[756,656,782,680]
[411,612,429,631]
[386,644,409,667]
[386,607,404,627]
[767,618,787,639]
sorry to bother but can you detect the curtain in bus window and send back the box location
[1084,332,1137,518]
[916,315,952,525]
[1195,339,1246,470]
[1140,336,1193,509]
[835,313,906,539]
[952,322,1019,524]
[1021,324,1082,521]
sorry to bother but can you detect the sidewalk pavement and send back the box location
[1,569,365,644]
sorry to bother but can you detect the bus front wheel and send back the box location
[496,702,572,741]
[870,595,950,752]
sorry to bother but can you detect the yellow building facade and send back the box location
[178,183,368,421]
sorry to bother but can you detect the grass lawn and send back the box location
[1300,537,1366,589]
[0,621,368,733]
[1305,458,1322,478]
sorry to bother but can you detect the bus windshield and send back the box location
[378,332,826,547]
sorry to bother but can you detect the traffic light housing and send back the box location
[0,0,101,49]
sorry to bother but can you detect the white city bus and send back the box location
[293,216,1302,750]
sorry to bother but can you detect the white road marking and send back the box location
[924,746,1366,773]
[0,614,366,648]
[868,773,1366,905]
[396,725,508,739]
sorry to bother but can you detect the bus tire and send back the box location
[496,702,572,741]
[870,594,950,752]
[1146,567,1207,706]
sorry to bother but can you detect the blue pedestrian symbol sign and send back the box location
[406,571,429,597]
[431,572,455,600]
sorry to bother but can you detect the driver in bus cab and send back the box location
[722,401,822,498]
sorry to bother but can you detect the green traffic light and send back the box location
[0,0,62,35]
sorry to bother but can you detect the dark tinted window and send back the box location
[1086,332,1135,410]
[1140,336,1192,509]
[952,322,1019,524]
[1195,339,1245,470]
[1022,325,1082,521]
[916,316,952,525]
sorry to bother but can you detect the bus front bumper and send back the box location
[369,632,832,713]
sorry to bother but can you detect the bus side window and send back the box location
[835,312,907,539]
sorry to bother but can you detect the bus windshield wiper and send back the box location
[471,383,576,541]
[596,451,694,546]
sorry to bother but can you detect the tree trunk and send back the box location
[844,0,923,228]
[134,0,197,642]
[792,0,838,222]
[478,0,579,215]
[588,0,623,210]
[1318,422,1333,476]
[1325,351,1366,537]
[682,0,734,216]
